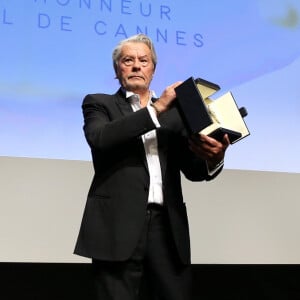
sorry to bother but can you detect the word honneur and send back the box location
[34,0,172,20]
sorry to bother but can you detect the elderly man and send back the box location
[74,34,229,300]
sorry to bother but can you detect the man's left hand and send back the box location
[188,133,230,169]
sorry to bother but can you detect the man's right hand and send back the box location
[154,81,183,114]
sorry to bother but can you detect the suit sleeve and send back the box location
[82,94,157,151]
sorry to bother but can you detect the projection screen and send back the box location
[1,0,300,263]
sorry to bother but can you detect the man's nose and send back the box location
[132,59,142,69]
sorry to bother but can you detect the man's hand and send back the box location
[153,81,182,114]
[188,133,230,169]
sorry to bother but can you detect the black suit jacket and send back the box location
[74,89,221,265]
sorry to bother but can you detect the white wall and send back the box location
[0,156,299,263]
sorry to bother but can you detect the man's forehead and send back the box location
[120,42,151,56]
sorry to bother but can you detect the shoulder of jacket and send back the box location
[82,92,120,105]
[84,93,114,100]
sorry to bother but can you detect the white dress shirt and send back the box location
[126,91,163,205]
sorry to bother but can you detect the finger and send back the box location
[199,134,221,147]
[171,81,183,87]
[222,134,230,147]
[169,81,183,91]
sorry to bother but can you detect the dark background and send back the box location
[1,263,300,299]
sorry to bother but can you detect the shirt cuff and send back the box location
[147,106,161,128]
[206,160,224,176]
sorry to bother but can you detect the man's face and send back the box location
[116,42,155,93]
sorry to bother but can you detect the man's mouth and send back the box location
[128,75,144,80]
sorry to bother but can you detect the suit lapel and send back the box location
[114,89,150,172]
[115,88,134,116]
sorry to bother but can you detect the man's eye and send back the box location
[123,58,133,65]
[140,59,148,65]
